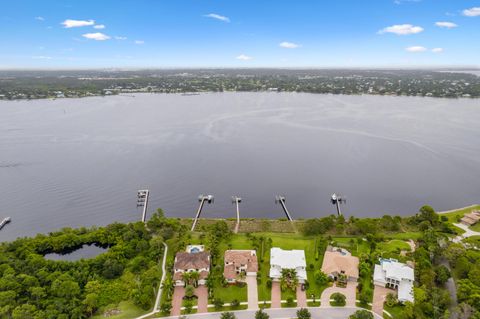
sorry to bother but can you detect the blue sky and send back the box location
[0,0,479,68]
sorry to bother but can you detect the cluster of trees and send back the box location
[0,222,164,318]
[2,69,479,100]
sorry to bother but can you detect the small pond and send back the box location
[44,244,107,261]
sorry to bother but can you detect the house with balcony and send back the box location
[373,258,414,303]
[223,250,258,283]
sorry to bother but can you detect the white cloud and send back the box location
[236,54,253,61]
[432,48,444,53]
[62,19,95,28]
[204,13,230,23]
[93,24,105,29]
[378,24,424,35]
[405,46,427,52]
[82,32,110,41]
[134,40,145,44]
[279,41,300,49]
[115,36,127,40]
[32,55,52,59]
[35,16,45,21]
[463,7,480,17]
[435,21,458,28]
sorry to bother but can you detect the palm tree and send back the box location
[182,272,191,287]
[280,268,298,291]
[190,271,200,287]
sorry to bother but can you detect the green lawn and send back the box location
[212,284,247,303]
[386,232,422,240]
[207,305,248,312]
[471,223,480,232]
[332,237,370,256]
[91,301,147,319]
[463,235,480,246]
[384,304,405,318]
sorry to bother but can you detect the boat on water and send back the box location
[0,217,11,230]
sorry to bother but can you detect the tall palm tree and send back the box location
[182,272,191,287]
[190,271,200,287]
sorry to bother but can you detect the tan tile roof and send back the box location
[224,250,258,278]
[174,251,210,270]
[224,264,237,280]
[321,250,359,279]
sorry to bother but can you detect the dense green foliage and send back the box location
[349,309,374,319]
[1,69,479,100]
[0,222,164,318]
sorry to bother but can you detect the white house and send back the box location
[269,247,307,283]
[374,258,414,303]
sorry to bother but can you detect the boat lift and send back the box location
[191,194,214,231]
[275,195,293,221]
[137,189,150,223]
[232,196,242,233]
[331,193,346,216]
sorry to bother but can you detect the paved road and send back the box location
[439,258,458,319]
[152,307,382,319]
[246,275,259,309]
[135,242,168,319]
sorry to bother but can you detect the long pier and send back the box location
[275,196,293,221]
[232,196,242,233]
[0,217,11,230]
[191,195,214,231]
[137,190,150,223]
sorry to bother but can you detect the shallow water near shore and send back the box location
[1,92,479,241]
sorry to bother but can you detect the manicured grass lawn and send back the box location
[212,284,247,303]
[281,301,297,308]
[384,304,405,318]
[387,232,422,240]
[471,223,480,232]
[464,235,480,246]
[332,237,370,256]
[92,301,147,319]
[281,287,296,302]
[307,301,320,307]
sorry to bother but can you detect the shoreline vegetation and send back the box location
[0,204,479,319]
[1,69,480,100]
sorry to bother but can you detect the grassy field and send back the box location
[384,304,405,318]
[91,301,147,319]
[212,284,247,303]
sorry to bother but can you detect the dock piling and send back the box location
[191,194,214,231]
[232,196,242,233]
[137,189,150,223]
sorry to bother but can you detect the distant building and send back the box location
[223,250,258,283]
[374,258,414,303]
[321,246,359,282]
[269,247,307,282]
[460,211,480,226]
[173,245,210,286]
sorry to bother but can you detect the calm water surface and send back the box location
[44,244,107,261]
[1,93,479,241]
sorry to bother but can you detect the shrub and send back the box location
[266,279,272,288]
[331,292,346,306]
[221,312,236,319]
[231,299,240,309]
[286,297,294,305]
[213,298,224,310]
[296,308,311,319]
[255,309,269,319]
[349,309,374,319]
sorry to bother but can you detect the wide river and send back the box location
[1,92,479,241]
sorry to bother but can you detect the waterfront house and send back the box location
[373,258,414,303]
[269,247,307,282]
[173,245,210,286]
[460,210,480,226]
[223,250,258,283]
[321,246,359,283]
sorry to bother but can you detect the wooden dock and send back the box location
[0,217,11,230]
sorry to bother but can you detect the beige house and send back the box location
[321,246,359,282]
[460,211,480,226]
[223,250,258,283]
[173,245,210,286]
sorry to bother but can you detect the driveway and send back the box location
[154,306,382,319]
[296,284,307,307]
[196,286,209,313]
[372,285,392,316]
[246,275,259,309]
[171,286,185,316]
[320,282,357,308]
[271,281,281,308]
